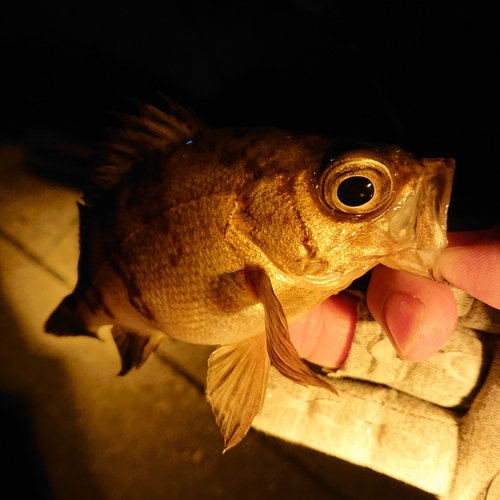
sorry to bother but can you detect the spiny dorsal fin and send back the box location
[206,333,269,451]
[246,267,338,394]
[84,95,207,205]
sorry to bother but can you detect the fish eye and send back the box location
[337,176,374,207]
[316,150,394,219]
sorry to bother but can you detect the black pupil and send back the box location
[337,176,374,207]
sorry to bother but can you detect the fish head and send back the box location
[242,138,455,292]
[302,142,455,288]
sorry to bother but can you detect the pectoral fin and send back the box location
[207,333,269,451]
[246,267,337,394]
[111,326,165,375]
[207,268,337,451]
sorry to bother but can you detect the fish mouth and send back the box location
[378,157,455,281]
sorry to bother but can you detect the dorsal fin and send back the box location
[84,95,207,205]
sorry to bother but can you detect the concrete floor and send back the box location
[0,144,435,500]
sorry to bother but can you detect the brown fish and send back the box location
[45,97,455,450]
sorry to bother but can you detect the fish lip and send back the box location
[378,157,455,280]
[419,158,455,240]
[417,157,455,280]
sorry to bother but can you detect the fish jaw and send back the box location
[378,157,455,280]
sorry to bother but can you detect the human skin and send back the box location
[289,226,500,368]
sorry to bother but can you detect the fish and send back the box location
[45,96,455,450]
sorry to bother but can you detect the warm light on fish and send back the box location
[44,97,455,450]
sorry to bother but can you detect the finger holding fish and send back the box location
[289,266,457,368]
[292,226,500,369]
[367,266,458,362]
[288,292,357,369]
[440,226,500,310]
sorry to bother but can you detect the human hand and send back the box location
[290,225,500,369]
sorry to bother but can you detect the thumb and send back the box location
[439,225,500,310]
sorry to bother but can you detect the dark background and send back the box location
[0,2,497,498]
[1,0,498,227]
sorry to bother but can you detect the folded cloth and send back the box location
[252,288,500,499]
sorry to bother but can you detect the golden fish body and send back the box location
[46,99,454,449]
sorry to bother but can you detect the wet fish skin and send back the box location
[45,98,455,450]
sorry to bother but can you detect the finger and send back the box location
[367,266,457,362]
[289,292,358,369]
[440,226,500,309]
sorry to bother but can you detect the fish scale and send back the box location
[45,96,455,450]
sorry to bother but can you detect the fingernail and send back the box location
[384,294,426,357]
